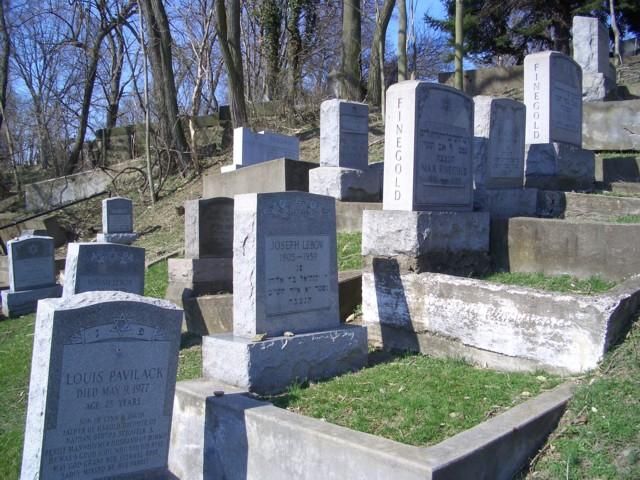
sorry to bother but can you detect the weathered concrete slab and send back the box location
[335,201,382,232]
[583,100,640,151]
[611,181,640,195]
[363,270,640,373]
[24,169,111,212]
[309,164,383,202]
[168,378,573,480]
[203,158,317,198]
[506,217,640,281]
[537,191,640,221]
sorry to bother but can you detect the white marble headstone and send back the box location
[320,99,369,169]
[383,81,474,211]
[21,291,182,480]
[7,235,56,292]
[524,51,583,146]
[572,16,611,75]
[233,192,339,337]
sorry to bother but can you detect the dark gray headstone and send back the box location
[184,197,234,259]
[7,235,56,291]
[63,242,145,297]
[22,291,182,479]
[102,197,134,234]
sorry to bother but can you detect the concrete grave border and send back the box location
[169,378,574,479]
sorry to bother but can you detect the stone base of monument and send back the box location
[611,182,640,196]
[582,72,615,102]
[166,258,232,300]
[1,284,62,317]
[96,232,138,245]
[335,200,382,232]
[173,271,363,336]
[309,164,383,202]
[203,158,317,198]
[202,325,368,395]
[362,210,491,276]
[473,188,538,218]
[362,271,640,374]
[524,143,595,190]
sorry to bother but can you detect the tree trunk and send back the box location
[66,36,107,174]
[138,8,156,203]
[340,0,362,100]
[397,0,407,82]
[286,1,303,102]
[367,0,395,106]
[139,0,190,170]
[609,0,622,65]
[261,0,281,100]
[454,0,464,91]
[215,0,248,127]
[105,29,125,130]
[0,0,9,132]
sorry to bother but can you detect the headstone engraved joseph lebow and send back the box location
[21,291,182,479]
[1,235,62,317]
[63,242,145,297]
[202,192,367,394]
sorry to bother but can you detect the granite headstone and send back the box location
[224,127,299,172]
[524,51,583,146]
[320,99,369,169]
[233,191,339,337]
[184,197,234,259]
[21,291,182,479]
[63,242,145,297]
[382,81,474,211]
[102,197,133,234]
[1,235,62,317]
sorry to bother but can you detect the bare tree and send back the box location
[341,0,362,100]
[139,0,190,171]
[397,0,407,81]
[367,0,395,106]
[0,0,9,131]
[215,0,248,126]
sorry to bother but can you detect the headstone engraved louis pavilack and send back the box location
[202,192,367,394]
[1,235,62,317]
[63,242,145,297]
[21,291,182,479]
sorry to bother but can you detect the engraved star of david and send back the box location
[111,313,132,335]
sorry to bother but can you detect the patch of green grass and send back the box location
[337,232,362,271]
[524,320,640,479]
[482,272,616,295]
[144,259,168,298]
[613,214,640,224]
[177,333,202,381]
[268,353,561,447]
[0,314,35,480]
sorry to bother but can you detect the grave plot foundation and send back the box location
[524,142,595,191]
[2,285,62,318]
[308,164,383,202]
[362,272,640,374]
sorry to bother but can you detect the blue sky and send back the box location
[386,0,446,41]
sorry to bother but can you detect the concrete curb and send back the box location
[169,379,575,479]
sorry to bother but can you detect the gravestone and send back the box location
[320,99,369,169]
[524,51,582,146]
[63,242,145,297]
[165,198,234,327]
[572,16,615,101]
[97,197,138,245]
[360,81,491,354]
[202,192,367,394]
[184,197,234,259]
[382,81,474,211]
[221,127,300,173]
[523,51,595,190]
[1,235,62,317]
[21,291,182,479]
[310,99,382,201]
[473,96,536,217]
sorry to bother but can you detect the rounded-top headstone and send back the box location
[102,196,134,234]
